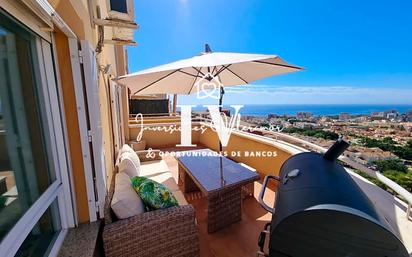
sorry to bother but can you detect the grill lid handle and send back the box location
[323,137,349,161]
[259,175,280,214]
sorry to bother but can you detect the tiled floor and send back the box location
[161,145,412,256]
[161,147,277,257]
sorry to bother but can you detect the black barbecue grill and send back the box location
[257,139,409,257]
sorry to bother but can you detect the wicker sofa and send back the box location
[102,149,200,257]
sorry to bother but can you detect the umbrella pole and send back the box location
[218,85,225,151]
[172,94,177,114]
[219,85,225,186]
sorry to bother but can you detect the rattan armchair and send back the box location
[102,151,200,257]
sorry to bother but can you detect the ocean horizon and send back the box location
[190,104,412,117]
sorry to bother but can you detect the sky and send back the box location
[127,0,412,105]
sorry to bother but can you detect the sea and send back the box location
[191,104,412,117]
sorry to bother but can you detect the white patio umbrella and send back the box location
[115,44,303,97]
[115,43,302,150]
[115,44,302,186]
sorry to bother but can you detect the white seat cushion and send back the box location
[111,172,145,219]
[118,153,140,178]
[140,160,170,176]
[171,190,188,206]
[145,172,179,191]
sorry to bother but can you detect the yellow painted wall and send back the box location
[49,0,127,223]
[129,118,182,125]
[129,125,201,149]
[48,0,92,40]
[129,122,292,177]
[115,46,130,143]
[198,128,291,176]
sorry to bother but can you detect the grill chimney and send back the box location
[323,137,349,161]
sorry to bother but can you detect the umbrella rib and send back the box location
[214,64,231,77]
[191,67,205,77]
[253,60,303,70]
[211,66,217,75]
[178,70,199,78]
[133,69,181,95]
[187,69,201,94]
[225,67,248,84]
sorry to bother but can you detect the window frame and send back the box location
[106,0,135,22]
[0,2,76,256]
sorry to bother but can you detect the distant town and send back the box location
[239,108,412,193]
[242,109,411,159]
[192,108,412,193]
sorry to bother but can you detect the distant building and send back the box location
[296,122,316,129]
[354,116,368,122]
[339,112,351,121]
[296,112,313,120]
[386,113,397,120]
[319,116,331,122]
[371,111,385,120]
[407,109,412,122]
[267,113,278,119]
[384,109,399,120]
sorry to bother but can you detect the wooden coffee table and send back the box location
[177,149,260,233]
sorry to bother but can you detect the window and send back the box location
[110,0,128,14]
[0,10,57,242]
[15,200,61,257]
[0,8,71,257]
[107,0,135,21]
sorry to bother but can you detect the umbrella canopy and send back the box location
[114,45,303,96]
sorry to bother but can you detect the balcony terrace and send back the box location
[128,115,412,256]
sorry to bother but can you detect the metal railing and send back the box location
[193,116,412,220]
[268,131,412,221]
[128,115,412,220]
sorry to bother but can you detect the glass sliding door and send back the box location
[0,8,71,257]
[15,200,61,257]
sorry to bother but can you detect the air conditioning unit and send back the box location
[107,0,134,22]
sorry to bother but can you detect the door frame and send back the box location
[0,1,79,256]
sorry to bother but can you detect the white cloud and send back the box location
[226,85,369,95]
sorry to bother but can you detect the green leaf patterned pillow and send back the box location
[131,176,178,210]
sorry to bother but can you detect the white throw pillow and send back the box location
[116,144,133,165]
[120,144,135,155]
[116,144,135,166]
[122,151,141,169]
[111,172,145,219]
[119,153,140,178]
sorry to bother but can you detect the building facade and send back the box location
[0,0,133,256]
[339,112,350,121]
[296,112,312,120]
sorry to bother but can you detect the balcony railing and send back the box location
[269,131,412,220]
[128,115,412,221]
